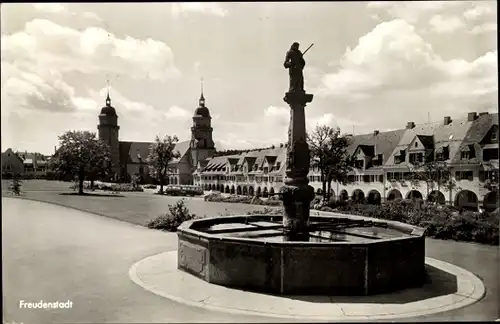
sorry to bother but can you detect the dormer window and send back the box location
[355,159,364,169]
[415,142,418,148]
[461,145,476,160]
[492,128,498,142]
[395,149,406,164]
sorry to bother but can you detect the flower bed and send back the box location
[69,181,144,192]
[204,192,281,206]
[323,199,499,246]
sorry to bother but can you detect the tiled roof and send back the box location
[416,135,434,149]
[450,113,498,165]
[202,147,286,173]
[348,129,406,166]
[462,113,498,144]
[13,151,49,166]
[1,149,23,163]
[385,115,477,166]
[358,145,375,157]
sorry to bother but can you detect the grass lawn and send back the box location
[2,180,277,226]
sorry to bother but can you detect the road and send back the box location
[2,198,286,324]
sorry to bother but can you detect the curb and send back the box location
[129,251,486,321]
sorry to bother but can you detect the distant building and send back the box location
[97,89,216,184]
[195,111,498,212]
[1,148,50,177]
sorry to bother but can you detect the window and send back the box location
[355,159,364,169]
[379,175,384,182]
[483,148,499,161]
[456,171,474,181]
[409,153,423,164]
[415,142,418,147]
[363,175,370,183]
[492,128,498,142]
[461,151,469,160]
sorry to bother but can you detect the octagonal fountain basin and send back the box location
[177,213,426,296]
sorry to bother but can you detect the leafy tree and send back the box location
[147,135,181,194]
[411,161,459,205]
[9,173,23,196]
[50,131,112,195]
[308,125,356,203]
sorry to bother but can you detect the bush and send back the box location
[69,181,144,192]
[147,199,197,231]
[262,199,281,206]
[8,174,23,195]
[330,199,499,245]
[143,184,157,189]
[204,192,225,202]
[247,207,282,216]
[111,183,144,192]
[310,195,322,209]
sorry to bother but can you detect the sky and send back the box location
[1,1,497,155]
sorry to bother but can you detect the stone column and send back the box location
[279,91,315,241]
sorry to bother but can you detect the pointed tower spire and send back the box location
[199,77,205,106]
[105,77,111,107]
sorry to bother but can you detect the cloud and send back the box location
[1,19,181,83]
[32,3,67,13]
[463,2,496,22]
[264,106,289,126]
[307,113,364,131]
[1,62,78,113]
[366,1,463,24]
[429,15,465,33]
[367,1,497,35]
[318,19,496,102]
[194,61,202,75]
[314,18,497,132]
[318,19,447,97]
[32,3,102,23]
[165,106,192,119]
[171,3,228,17]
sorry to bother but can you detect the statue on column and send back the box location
[284,42,306,93]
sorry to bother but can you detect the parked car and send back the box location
[164,184,204,197]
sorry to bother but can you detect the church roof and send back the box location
[99,93,117,117]
[119,140,191,165]
[194,106,210,118]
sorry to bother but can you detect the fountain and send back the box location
[177,42,426,296]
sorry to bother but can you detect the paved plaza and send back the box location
[2,194,499,322]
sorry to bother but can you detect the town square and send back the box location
[2,2,499,323]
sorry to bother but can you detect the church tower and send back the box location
[190,82,216,170]
[97,91,120,178]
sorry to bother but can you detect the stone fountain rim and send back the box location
[177,212,425,247]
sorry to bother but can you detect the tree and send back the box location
[411,161,459,205]
[9,173,23,196]
[50,131,112,195]
[308,125,356,203]
[147,135,181,194]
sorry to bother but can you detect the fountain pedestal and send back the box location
[279,91,315,241]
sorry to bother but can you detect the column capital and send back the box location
[283,91,314,105]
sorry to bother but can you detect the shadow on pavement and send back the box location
[274,264,457,304]
[60,192,125,198]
